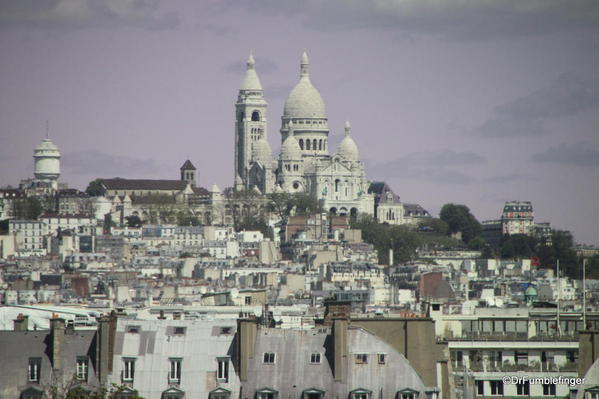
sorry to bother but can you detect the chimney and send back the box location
[173,312,181,320]
[158,310,166,320]
[332,317,348,382]
[236,318,258,381]
[50,315,65,370]
[14,313,29,331]
[96,312,118,385]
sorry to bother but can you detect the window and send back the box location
[542,384,556,396]
[303,389,324,399]
[173,327,186,335]
[127,326,140,334]
[515,351,528,365]
[20,387,43,399]
[516,382,530,396]
[252,111,260,121]
[588,391,599,399]
[490,381,504,396]
[476,381,484,396]
[355,354,368,364]
[162,388,184,399]
[400,393,416,399]
[210,388,232,399]
[169,358,182,383]
[217,358,229,382]
[220,327,233,335]
[310,353,321,364]
[245,296,252,305]
[257,389,277,399]
[263,352,275,364]
[76,357,88,381]
[123,358,135,382]
[378,354,386,364]
[28,358,41,382]
[351,390,371,399]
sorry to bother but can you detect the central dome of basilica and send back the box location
[283,51,327,119]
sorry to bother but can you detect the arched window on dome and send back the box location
[313,139,317,150]
[299,139,304,150]
[251,111,260,121]
[319,140,323,150]
[306,140,311,150]
[335,179,340,192]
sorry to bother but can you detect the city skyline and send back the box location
[1,1,598,245]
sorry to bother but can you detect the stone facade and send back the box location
[235,52,375,217]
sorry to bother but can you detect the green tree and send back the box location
[439,203,481,244]
[539,230,578,278]
[85,178,105,196]
[292,192,323,216]
[176,210,200,226]
[500,234,535,258]
[587,254,599,279]
[125,215,143,227]
[418,218,449,235]
[13,197,43,219]
[468,236,487,250]
[266,192,295,222]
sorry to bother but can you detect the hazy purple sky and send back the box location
[1,1,598,245]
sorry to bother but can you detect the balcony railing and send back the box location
[459,360,579,373]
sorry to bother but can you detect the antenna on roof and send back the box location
[45,120,49,139]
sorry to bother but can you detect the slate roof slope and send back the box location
[102,178,188,191]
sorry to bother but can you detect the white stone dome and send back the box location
[283,51,326,119]
[252,137,272,163]
[337,121,359,161]
[35,138,60,152]
[280,134,302,160]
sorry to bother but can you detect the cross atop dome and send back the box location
[300,50,310,78]
[247,51,255,69]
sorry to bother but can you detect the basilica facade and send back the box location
[234,52,374,217]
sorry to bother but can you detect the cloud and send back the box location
[483,173,531,183]
[471,73,599,138]
[218,0,599,40]
[531,142,599,167]
[471,116,548,138]
[0,0,180,31]
[368,149,482,184]
[399,150,486,166]
[497,73,599,119]
[62,151,165,176]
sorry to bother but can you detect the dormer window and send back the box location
[350,389,372,399]
[398,389,419,399]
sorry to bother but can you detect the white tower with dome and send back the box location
[33,136,61,189]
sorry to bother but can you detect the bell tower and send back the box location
[235,52,268,190]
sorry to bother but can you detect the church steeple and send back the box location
[240,51,263,91]
[235,52,268,191]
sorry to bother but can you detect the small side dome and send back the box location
[252,137,272,164]
[280,135,302,160]
[337,121,359,161]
